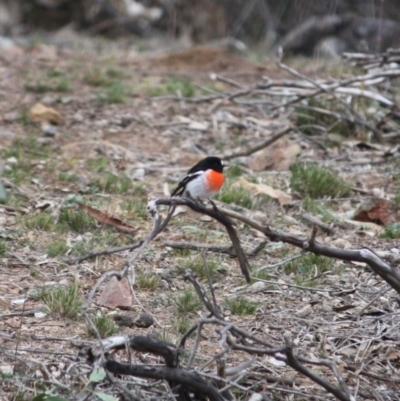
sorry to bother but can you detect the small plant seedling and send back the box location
[302,197,334,223]
[159,328,176,345]
[380,224,400,239]
[251,269,273,282]
[0,240,7,256]
[121,198,148,220]
[290,163,351,199]
[37,283,82,320]
[86,157,110,173]
[58,172,79,183]
[84,67,111,87]
[137,271,159,290]
[173,315,192,335]
[183,254,219,281]
[174,289,202,315]
[225,164,243,179]
[22,212,55,231]
[58,208,96,233]
[165,78,196,97]
[91,172,132,194]
[46,240,69,257]
[217,183,253,209]
[393,195,400,206]
[97,81,126,104]
[226,297,258,316]
[284,253,333,277]
[87,314,119,337]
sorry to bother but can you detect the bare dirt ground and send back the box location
[1,34,400,401]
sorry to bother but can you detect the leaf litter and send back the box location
[0,38,399,401]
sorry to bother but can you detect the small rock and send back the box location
[134,313,154,328]
[247,281,266,293]
[120,117,133,127]
[30,103,62,125]
[97,277,133,309]
[41,122,57,137]
[296,304,313,317]
[353,198,400,226]
[6,157,18,165]
[113,314,135,327]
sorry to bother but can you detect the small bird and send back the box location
[171,156,227,199]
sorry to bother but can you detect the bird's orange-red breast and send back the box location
[205,169,224,192]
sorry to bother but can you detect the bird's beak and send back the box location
[222,161,229,167]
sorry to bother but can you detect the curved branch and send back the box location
[105,361,225,401]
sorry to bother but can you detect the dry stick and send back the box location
[165,241,236,256]
[201,250,218,309]
[164,240,266,258]
[105,361,225,401]
[155,198,251,283]
[217,205,400,295]
[276,61,385,143]
[208,87,255,113]
[223,124,293,160]
[266,69,400,110]
[301,213,336,235]
[180,311,352,401]
[282,335,352,401]
[64,241,142,265]
[105,371,141,401]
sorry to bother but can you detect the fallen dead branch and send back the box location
[151,55,400,145]
[218,205,400,295]
[75,194,400,400]
[79,270,356,401]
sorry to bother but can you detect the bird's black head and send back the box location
[189,156,227,174]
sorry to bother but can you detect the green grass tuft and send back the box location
[37,283,82,320]
[380,224,400,239]
[226,297,258,316]
[47,240,69,257]
[291,163,351,199]
[183,254,220,281]
[22,213,55,231]
[284,253,333,277]
[174,289,202,315]
[58,208,96,233]
[86,157,110,173]
[137,271,159,290]
[84,67,111,87]
[165,78,195,97]
[173,315,193,335]
[92,172,132,194]
[217,183,253,209]
[97,81,126,104]
[87,313,119,337]
[225,164,243,179]
[0,240,7,256]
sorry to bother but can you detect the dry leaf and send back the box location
[232,177,292,205]
[29,103,62,125]
[77,202,136,234]
[296,304,313,317]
